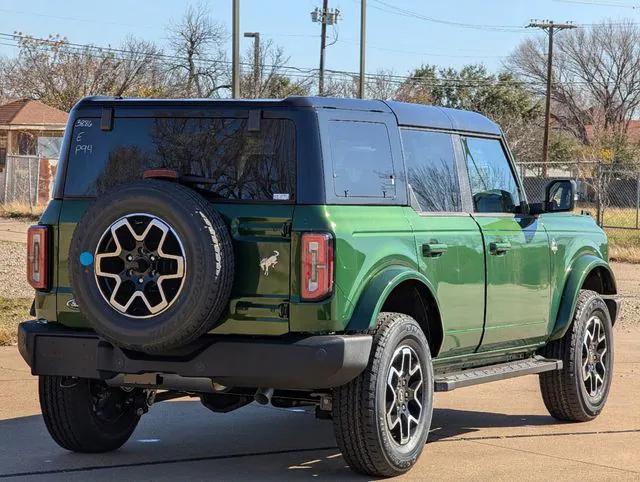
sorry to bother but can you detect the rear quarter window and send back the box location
[328,120,396,198]
[64,117,296,201]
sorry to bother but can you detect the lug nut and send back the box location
[138,277,144,284]
[126,255,133,261]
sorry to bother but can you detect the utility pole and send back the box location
[359,0,366,98]
[232,0,240,99]
[244,32,260,97]
[527,20,576,175]
[311,2,340,96]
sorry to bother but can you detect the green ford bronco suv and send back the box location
[19,96,620,477]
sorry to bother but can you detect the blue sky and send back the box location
[0,0,637,76]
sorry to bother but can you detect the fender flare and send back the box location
[346,266,443,342]
[550,254,616,341]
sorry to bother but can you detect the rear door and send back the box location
[460,135,551,351]
[59,110,297,335]
[401,128,485,358]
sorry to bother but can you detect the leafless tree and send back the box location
[240,39,311,98]
[323,69,399,99]
[166,4,229,98]
[0,34,165,111]
[507,20,640,145]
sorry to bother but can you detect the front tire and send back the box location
[39,376,142,453]
[332,312,434,478]
[539,290,614,422]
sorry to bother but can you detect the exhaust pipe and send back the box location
[254,387,274,405]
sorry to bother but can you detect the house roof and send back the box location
[0,99,68,127]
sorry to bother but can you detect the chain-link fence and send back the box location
[516,160,640,230]
[0,155,58,208]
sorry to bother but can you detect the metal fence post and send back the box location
[636,172,640,229]
[34,157,40,207]
[2,156,9,204]
[596,163,602,227]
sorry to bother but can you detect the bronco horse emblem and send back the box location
[260,250,280,276]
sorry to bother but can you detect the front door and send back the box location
[460,135,551,352]
[401,128,485,358]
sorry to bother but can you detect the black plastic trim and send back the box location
[18,321,372,390]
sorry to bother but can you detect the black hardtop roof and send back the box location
[74,95,501,135]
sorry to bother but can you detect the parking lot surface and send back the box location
[0,326,638,481]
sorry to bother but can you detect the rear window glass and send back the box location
[328,120,396,198]
[65,117,296,201]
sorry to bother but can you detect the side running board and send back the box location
[434,356,562,392]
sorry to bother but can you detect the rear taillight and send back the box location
[301,232,334,301]
[27,225,49,290]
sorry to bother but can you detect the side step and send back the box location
[434,356,562,392]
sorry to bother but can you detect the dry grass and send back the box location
[0,202,44,222]
[607,229,640,264]
[601,207,640,230]
[0,298,31,346]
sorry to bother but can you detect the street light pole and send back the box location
[232,0,240,99]
[244,32,260,97]
[527,20,576,174]
[359,0,366,99]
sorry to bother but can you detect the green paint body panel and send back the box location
[36,199,614,364]
[404,210,485,357]
[473,214,551,352]
[538,212,612,341]
[52,199,295,334]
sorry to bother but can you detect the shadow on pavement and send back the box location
[0,399,604,480]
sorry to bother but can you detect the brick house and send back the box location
[0,99,68,204]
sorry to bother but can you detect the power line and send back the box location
[0,7,157,28]
[368,0,527,32]
[336,38,508,59]
[553,0,638,8]
[1,30,621,89]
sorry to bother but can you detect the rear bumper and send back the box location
[18,321,372,390]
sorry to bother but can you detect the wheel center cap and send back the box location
[133,257,151,274]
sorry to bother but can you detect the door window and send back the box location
[401,129,461,212]
[461,137,520,213]
[328,120,396,198]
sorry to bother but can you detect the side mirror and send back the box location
[545,180,576,213]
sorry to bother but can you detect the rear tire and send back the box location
[332,312,433,478]
[39,376,141,453]
[539,290,614,422]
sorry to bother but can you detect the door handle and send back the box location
[422,243,448,257]
[490,241,512,255]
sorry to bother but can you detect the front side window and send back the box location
[65,117,296,201]
[328,120,395,198]
[401,129,461,212]
[461,136,520,213]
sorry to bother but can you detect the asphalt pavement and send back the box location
[0,327,638,480]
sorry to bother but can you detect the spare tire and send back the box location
[69,180,234,353]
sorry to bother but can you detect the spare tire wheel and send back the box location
[69,180,234,353]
